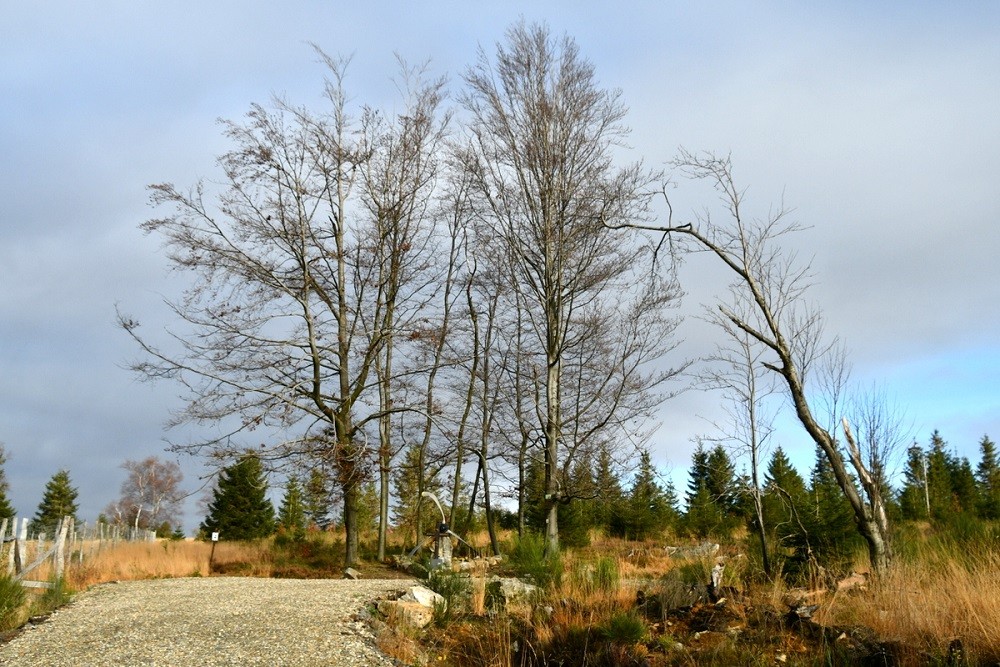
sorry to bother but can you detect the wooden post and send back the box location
[54,517,71,580]
[1,518,9,575]
[15,518,27,575]
[6,518,15,575]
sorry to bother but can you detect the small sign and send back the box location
[211,532,220,542]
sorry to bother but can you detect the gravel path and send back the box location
[0,577,413,666]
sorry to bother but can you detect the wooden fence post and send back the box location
[54,517,71,580]
[6,518,15,575]
[1,518,8,575]
[16,518,27,575]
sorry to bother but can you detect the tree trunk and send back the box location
[342,476,360,567]
[479,451,501,557]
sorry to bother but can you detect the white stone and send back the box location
[401,585,445,609]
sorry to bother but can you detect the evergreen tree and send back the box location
[303,467,334,530]
[976,435,1000,519]
[762,446,807,543]
[706,444,739,517]
[523,453,589,547]
[898,442,929,520]
[30,469,79,536]
[590,444,625,532]
[618,449,675,540]
[685,442,711,505]
[803,446,861,570]
[0,445,15,521]
[277,476,307,542]
[683,443,726,538]
[355,480,380,535]
[570,449,598,531]
[200,454,275,541]
[949,456,979,515]
[925,430,956,520]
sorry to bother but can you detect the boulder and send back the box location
[378,599,435,629]
[485,577,539,611]
[401,585,445,609]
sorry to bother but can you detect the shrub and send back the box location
[426,569,470,626]
[0,574,25,631]
[600,611,649,645]
[508,532,563,589]
[36,577,72,612]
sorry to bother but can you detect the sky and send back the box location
[2,2,998,533]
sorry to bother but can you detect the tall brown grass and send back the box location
[64,540,272,589]
[827,544,1000,664]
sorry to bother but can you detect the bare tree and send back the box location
[458,22,683,554]
[700,328,778,577]
[121,53,449,566]
[356,61,450,560]
[105,457,185,533]
[632,151,893,574]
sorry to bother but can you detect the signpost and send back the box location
[209,532,219,570]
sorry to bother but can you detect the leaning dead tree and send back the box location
[619,151,892,575]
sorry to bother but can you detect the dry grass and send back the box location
[63,540,272,589]
[827,546,1000,664]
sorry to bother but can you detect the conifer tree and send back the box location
[803,446,861,570]
[686,443,711,505]
[0,446,15,521]
[925,430,956,520]
[523,454,589,547]
[949,456,979,515]
[355,481,380,535]
[30,469,78,536]
[591,445,625,532]
[976,435,1000,519]
[898,442,929,520]
[706,444,738,516]
[304,468,334,530]
[619,449,675,540]
[762,446,807,544]
[277,476,307,542]
[683,443,726,538]
[200,455,275,541]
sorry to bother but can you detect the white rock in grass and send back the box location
[400,585,444,608]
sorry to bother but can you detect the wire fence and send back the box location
[1,516,156,588]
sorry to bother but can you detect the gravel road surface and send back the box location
[0,577,412,666]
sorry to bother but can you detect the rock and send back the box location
[710,562,725,597]
[789,603,820,620]
[485,577,539,611]
[378,599,435,629]
[782,587,827,609]
[343,567,361,580]
[401,585,445,609]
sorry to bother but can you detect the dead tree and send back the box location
[619,151,893,575]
